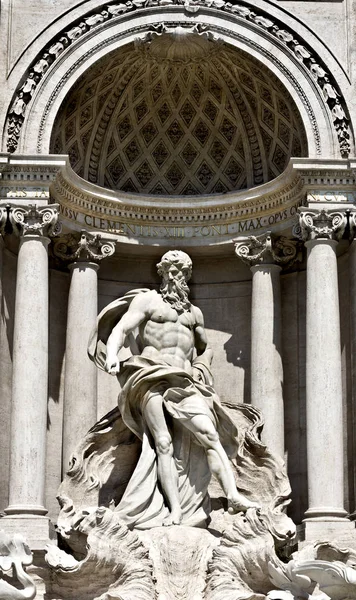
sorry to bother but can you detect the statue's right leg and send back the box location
[143,392,182,526]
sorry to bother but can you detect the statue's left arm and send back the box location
[192,305,213,366]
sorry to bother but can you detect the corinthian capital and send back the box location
[298,207,347,241]
[53,230,116,263]
[9,204,61,238]
[235,231,298,267]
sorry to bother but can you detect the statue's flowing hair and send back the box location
[157,250,192,313]
[156,250,192,281]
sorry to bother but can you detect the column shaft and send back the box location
[62,262,99,472]
[251,264,284,456]
[350,240,356,512]
[6,236,50,515]
[305,239,346,519]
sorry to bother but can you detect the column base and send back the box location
[298,518,355,545]
[0,515,56,550]
[304,506,348,520]
[4,503,48,516]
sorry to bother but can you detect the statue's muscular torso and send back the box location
[140,291,198,373]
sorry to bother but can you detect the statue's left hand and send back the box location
[105,358,120,375]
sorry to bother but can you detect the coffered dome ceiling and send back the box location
[50,32,308,196]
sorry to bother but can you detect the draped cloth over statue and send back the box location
[88,289,239,529]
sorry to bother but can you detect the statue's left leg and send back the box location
[183,413,260,512]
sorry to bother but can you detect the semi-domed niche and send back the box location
[50,31,308,196]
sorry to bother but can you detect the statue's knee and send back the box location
[156,435,172,455]
[206,430,219,444]
[198,425,219,445]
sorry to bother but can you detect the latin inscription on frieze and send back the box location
[59,201,303,239]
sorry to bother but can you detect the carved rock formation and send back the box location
[0,531,36,600]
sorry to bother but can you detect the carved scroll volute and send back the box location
[298,207,347,242]
[235,231,298,267]
[53,230,116,263]
[9,204,61,238]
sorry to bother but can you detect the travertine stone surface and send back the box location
[54,231,115,473]
[300,207,348,522]
[235,233,297,457]
[62,261,99,473]
[250,263,284,458]
[5,205,59,517]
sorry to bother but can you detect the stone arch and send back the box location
[3,1,353,162]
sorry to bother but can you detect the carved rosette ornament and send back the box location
[235,231,298,267]
[298,207,347,241]
[9,204,61,238]
[53,230,116,264]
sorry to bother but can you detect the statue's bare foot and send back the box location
[163,508,182,526]
[228,493,260,514]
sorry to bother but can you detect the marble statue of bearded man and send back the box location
[88,250,258,529]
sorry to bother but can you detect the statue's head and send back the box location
[157,250,192,282]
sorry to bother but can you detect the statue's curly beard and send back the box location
[160,279,191,313]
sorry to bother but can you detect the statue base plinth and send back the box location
[0,515,56,550]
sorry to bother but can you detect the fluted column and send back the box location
[235,232,297,457]
[299,207,348,522]
[5,205,60,516]
[54,231,115,473]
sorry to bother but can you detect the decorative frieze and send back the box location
[9,204,61,238]
[298,207,347,241]
[53,230,116,264]
[235,231,298,267]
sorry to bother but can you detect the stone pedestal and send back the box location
[235,232,297,458]
[298,519,356,546]
[3,205,59,544]
[54,231,115,474]
[0,515,56,550]
[299,207,348,531]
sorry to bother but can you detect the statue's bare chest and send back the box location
[149,301,194,330]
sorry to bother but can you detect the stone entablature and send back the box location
[1,154,356,246]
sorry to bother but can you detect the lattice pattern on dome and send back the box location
[50,39,307,195]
